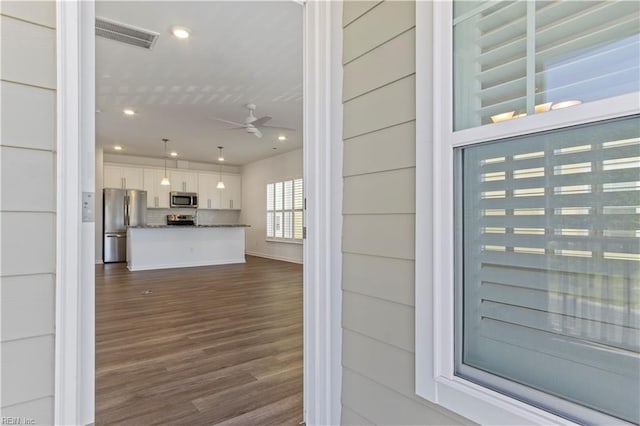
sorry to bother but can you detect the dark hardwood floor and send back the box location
[95,255,303,425]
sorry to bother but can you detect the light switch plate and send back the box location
[82,192,95,222]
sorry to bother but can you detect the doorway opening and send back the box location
[56,1,341,424]
[94,1,304,423]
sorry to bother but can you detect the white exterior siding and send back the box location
[0,1,56,423]
[341,2,471,424]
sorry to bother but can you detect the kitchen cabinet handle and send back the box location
[230,200,233,209]
[155,196,158,207]
[124,177,127,188]
[208,199,211,209]
[121,177,125,189]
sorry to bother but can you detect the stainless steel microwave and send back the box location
[170,192,198,208]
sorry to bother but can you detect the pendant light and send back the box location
[160,138,171,186]
[216,146,225,189]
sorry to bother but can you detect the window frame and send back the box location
[266,178,304,243]
[414,2,640,425]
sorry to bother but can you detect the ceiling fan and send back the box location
[212,104,294,139]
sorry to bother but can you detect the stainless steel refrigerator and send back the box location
[103,188,147,263]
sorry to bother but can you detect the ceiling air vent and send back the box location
[95,17,159,50]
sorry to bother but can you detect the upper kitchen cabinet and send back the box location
[170,170,197,193]
[197,172,241,210]
[221,173,241,210]
[143,168,170,208]
[104,164,143,190]
[197,172,222,209]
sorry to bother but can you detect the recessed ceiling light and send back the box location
[170,152,178,157]
[551,100,582,110]
[114,145,123,151]
[123,108,136,116]
[278,135,287,141]
[172,26,190,39]
[490,111,514,123]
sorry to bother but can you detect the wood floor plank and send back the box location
[96,255,303,425]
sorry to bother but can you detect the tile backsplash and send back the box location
[147,208,241,226]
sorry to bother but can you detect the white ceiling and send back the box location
[95,1,303,166]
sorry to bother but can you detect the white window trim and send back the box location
[415,2,640,425]
[266,238,304,245]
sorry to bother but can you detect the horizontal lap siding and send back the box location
[0,2,56,424]
[341,1,471,424]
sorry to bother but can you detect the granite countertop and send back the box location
[129,224,250,229]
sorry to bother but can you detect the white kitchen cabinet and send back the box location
[221,173,241,210]
[143,168,170,208]
[196,172,241,210]
[197,172,222,209]
[104,164,143,190]
[170,170,198,193]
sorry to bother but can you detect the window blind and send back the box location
[453,0,640,130]
[458,116,640,423]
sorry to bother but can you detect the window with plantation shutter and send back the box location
[415,1,640,424]
[457,116,640,424]
[453,1,640,130]
[266,178,304,242]
[266,183,275,237]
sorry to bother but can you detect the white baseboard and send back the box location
[127,258,246,271]
[245,251,303,264]
[95,260,103,265]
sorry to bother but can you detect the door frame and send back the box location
[54,1,343,425]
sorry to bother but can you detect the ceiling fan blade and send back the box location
[251,116,272,127]
[212,117,245,127]
[260,124,296,131]
[254,128,263,138]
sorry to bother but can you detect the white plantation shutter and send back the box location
[266,179,303,241]
[294,179,304,239]
[266,183,275,238]
[453,0,640,130]
[275,212,283,238]
[458,116,640,423]
[284,180,293,210]
[284,211,292,239]
[275,182,283,210]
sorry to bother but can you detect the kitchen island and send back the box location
[127,225,249,271]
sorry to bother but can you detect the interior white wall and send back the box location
[240,148,303,264]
